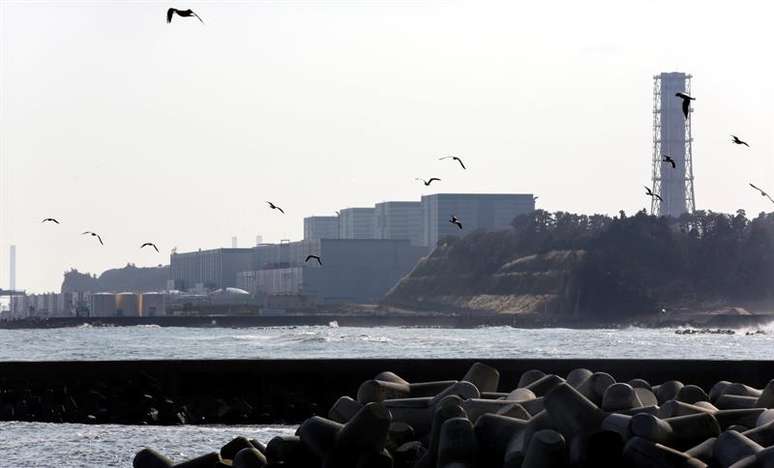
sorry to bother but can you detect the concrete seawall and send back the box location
[1,359,774,425]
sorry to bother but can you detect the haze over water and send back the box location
[0,325,770,361]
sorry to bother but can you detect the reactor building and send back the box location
[651,72,696,217]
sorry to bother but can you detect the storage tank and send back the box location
[116,292,140,317]
[140,292,166,317]
[91,293,116,317]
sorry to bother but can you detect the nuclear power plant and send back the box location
[651,72,696,217]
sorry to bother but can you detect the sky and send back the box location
[0,0,773,292]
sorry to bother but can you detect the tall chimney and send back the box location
[231,236,238,248]
[9,245,16,291]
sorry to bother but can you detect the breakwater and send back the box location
[2,359,774,426]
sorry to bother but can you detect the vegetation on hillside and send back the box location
[61,263,169,293]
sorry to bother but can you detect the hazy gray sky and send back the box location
[1,0,773,292]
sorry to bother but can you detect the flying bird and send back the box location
[731,135,750,147]
[449,215,463,230]
[305,255,322,265]
[675,92,695,119]
[416,177,441,186]
[82,231,103,245]
[439,156,466,169]
[141,242,160,253]
[167,8,204,24]
[662,155,676,169]
[644,186,663,202]
[41,218,59,224]
[266,201,285,214]
[749,183,774,203]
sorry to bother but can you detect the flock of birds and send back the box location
[38,8,772,270]
[644,92,765,206]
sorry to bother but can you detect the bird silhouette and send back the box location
[449,215,463,230]
[731,135,750,147]
[41,218,59,224]
[416,177,441,186]
[749,183,774,203]
[439,156,466,169]
[167,8,203,24]
[141,242,160,253]
[266,201,285,214]
[675,92,695,119]
[82,231,103,245]
[662,155,676,169]
[305,255,322,265]
[644,186,663,202]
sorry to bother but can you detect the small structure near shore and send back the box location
[134,362,774,467]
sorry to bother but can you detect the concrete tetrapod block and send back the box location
[717,395,760,410]
[623,436,708,468]
[172,453,221,468]
[494,403,532,420]
[520,429,567,468]
[408,381,459,397]
[630,412,721,451]
[421,404,467,468]
[265,436,318,466]
[678,385,711,405]
[386,421,415,450]
[393,441,425,468]
[655,381,685,405]
[602,383,643,412]
[544,382,605,437]
[462,399,529,423]
[575,372,615,406]
[473,413,529,468]
[502,412,553,468]
[336,402,392,454]
[659,400,715,418]
[462,362,500,393]
[635,387,659,407]
[629,378,652,390]
[249,440,266,454]
[374,371,410,386]
[517,369,546,389]
[565,368,593,389]
[383,397,433,436]
[328,396,363,423]
[296,416,344,458]
[357,379,410,403]
[744,421,774,447]
[601,413,633,440]
[694,401,721,412]
[756,409,774,427]
[685,437,717,464]
[430,381,480,405]
[221,437,255,461]
[518,396,545,416]
[756,380,774,408]
[355,449,393,468]
[713,430,764,468]
[715,409,767,430]
[710,382,734,402]
[729,445,774,468]
[505,388,536,402]
[232,448,267,468]
[618,405,660,416]
[437,417,476,468]
[481,391,509,399]
[724,383,763,399]
[134,448,174,468]
[524,374,565,397]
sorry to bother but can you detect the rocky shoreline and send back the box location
[135,362,774,468]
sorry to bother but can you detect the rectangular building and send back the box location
[304,216,340,241]
[339,208,376,239]
[374,201,425,246]
[422,193,535,248]
[170,248,254,291]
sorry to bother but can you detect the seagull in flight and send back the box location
[305,255,322,265]
[662,155,676,169]
[731,135,750,147]
[266,201,285,214]
[749,183,774,203]
[141,242,160,253]
[675,92,695,119]
[82,231,103,245]
[41,218,60,224]
[439,156,466,170]
[416,177,441,186]
[644,186,663,202]
[167,8,204,24]
[449,215,463,230]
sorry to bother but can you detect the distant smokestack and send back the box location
[256,235,263,246]
[9,245,16,291]
[231,236,238,248]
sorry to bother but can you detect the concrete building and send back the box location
[422,193,536,248]
[304,216,340,241]
[339,208,376,240]
[170,248,254,291]
[238,239,426,303]
[374,201,424,246]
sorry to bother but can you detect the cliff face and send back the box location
[384,242,585,316]
[61,264,169,293]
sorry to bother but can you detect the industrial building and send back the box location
[374,201,424,246]
[421,193,536,248]
[338,208,376,239]
[651,72,695,217]
[303,216,340,241]
[169,248,255,290]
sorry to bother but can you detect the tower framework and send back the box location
[651,72,695,217]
